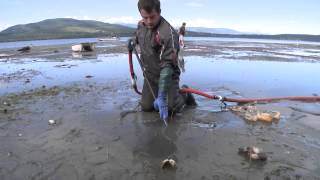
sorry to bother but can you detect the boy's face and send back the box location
[139,9,161,29]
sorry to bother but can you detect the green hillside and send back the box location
[0,18,319,43]
[0,18,135,42]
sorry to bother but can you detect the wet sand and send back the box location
[1,39,320,179]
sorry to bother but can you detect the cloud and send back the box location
[64,16,81,19]
[184,2,203,7]
[82,16,90,20]
[0,24,13,31]
[63,15,139,25]
[64,15,91,20]
[171,18,216,28]
[99,16,139,24]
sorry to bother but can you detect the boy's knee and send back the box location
[141,102,154,112]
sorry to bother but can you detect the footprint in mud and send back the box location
[289,106,320,116]
[62,128,82,143]
[264,166,303,180]
[54,64,77,68]
[289,112,308,121]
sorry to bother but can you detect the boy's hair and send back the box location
[138,0,161,13]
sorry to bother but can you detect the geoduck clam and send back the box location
[161,158,176,169]
[238,146,267,161]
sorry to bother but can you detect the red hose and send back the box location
[179,87,218,99]
[128,51,135,78]
[128,51,142,95]
[180,87,320,104]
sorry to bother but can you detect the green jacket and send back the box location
[135,16,180,93]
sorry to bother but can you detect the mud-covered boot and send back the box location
[181,84,197,106]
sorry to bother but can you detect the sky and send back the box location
[0,0,319,35]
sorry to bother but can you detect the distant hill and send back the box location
[120,23,138,29]
[0,18,135,42]
[187,27,248,34]
[0,18,320,43]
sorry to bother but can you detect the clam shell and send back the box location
[252,146,261,154]
[161,159,176,169]
[48,119,56,125]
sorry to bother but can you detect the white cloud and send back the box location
[0,24,13,31]
[63,15,139,25]
[64,16,80,19]
[99,16,139,24]
[171,18,217,28]
[82,16,90,20]
[63,16,93,21]
[184,2,203,7]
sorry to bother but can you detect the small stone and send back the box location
[95,146,103,151]
[112,136,121,142]
[18,133,22,137]
[48,119,56,125]
[85,75,93,79]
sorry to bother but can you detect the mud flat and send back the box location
[0,38,320,179]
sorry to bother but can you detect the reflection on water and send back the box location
[181,56,320,97]
[72,52,98,59]
[0,38,99,49]
[1,54,320,97]
[0,37,131,49]
[185,37,320,45]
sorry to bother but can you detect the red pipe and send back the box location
[128,51,135,78]
[180,87,320,104]
[179,87,218,99]
[128,51,142,95]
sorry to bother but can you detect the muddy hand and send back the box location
[153,92,168,126]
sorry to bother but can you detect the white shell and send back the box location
[252,146,261,154]
[161,159,176,169]
[48,119,56,125]
[250,153,259,160]
[168,159,176,167]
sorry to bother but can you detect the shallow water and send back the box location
[1,53,320,98]
[1,36,320,50]
[181,56,320,97]
[186,37,320,45]
[0,38,99,49]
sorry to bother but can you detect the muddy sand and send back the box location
[0,39,320,179]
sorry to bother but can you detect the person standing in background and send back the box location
[178,22,186,48]
[178,22,186,72]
